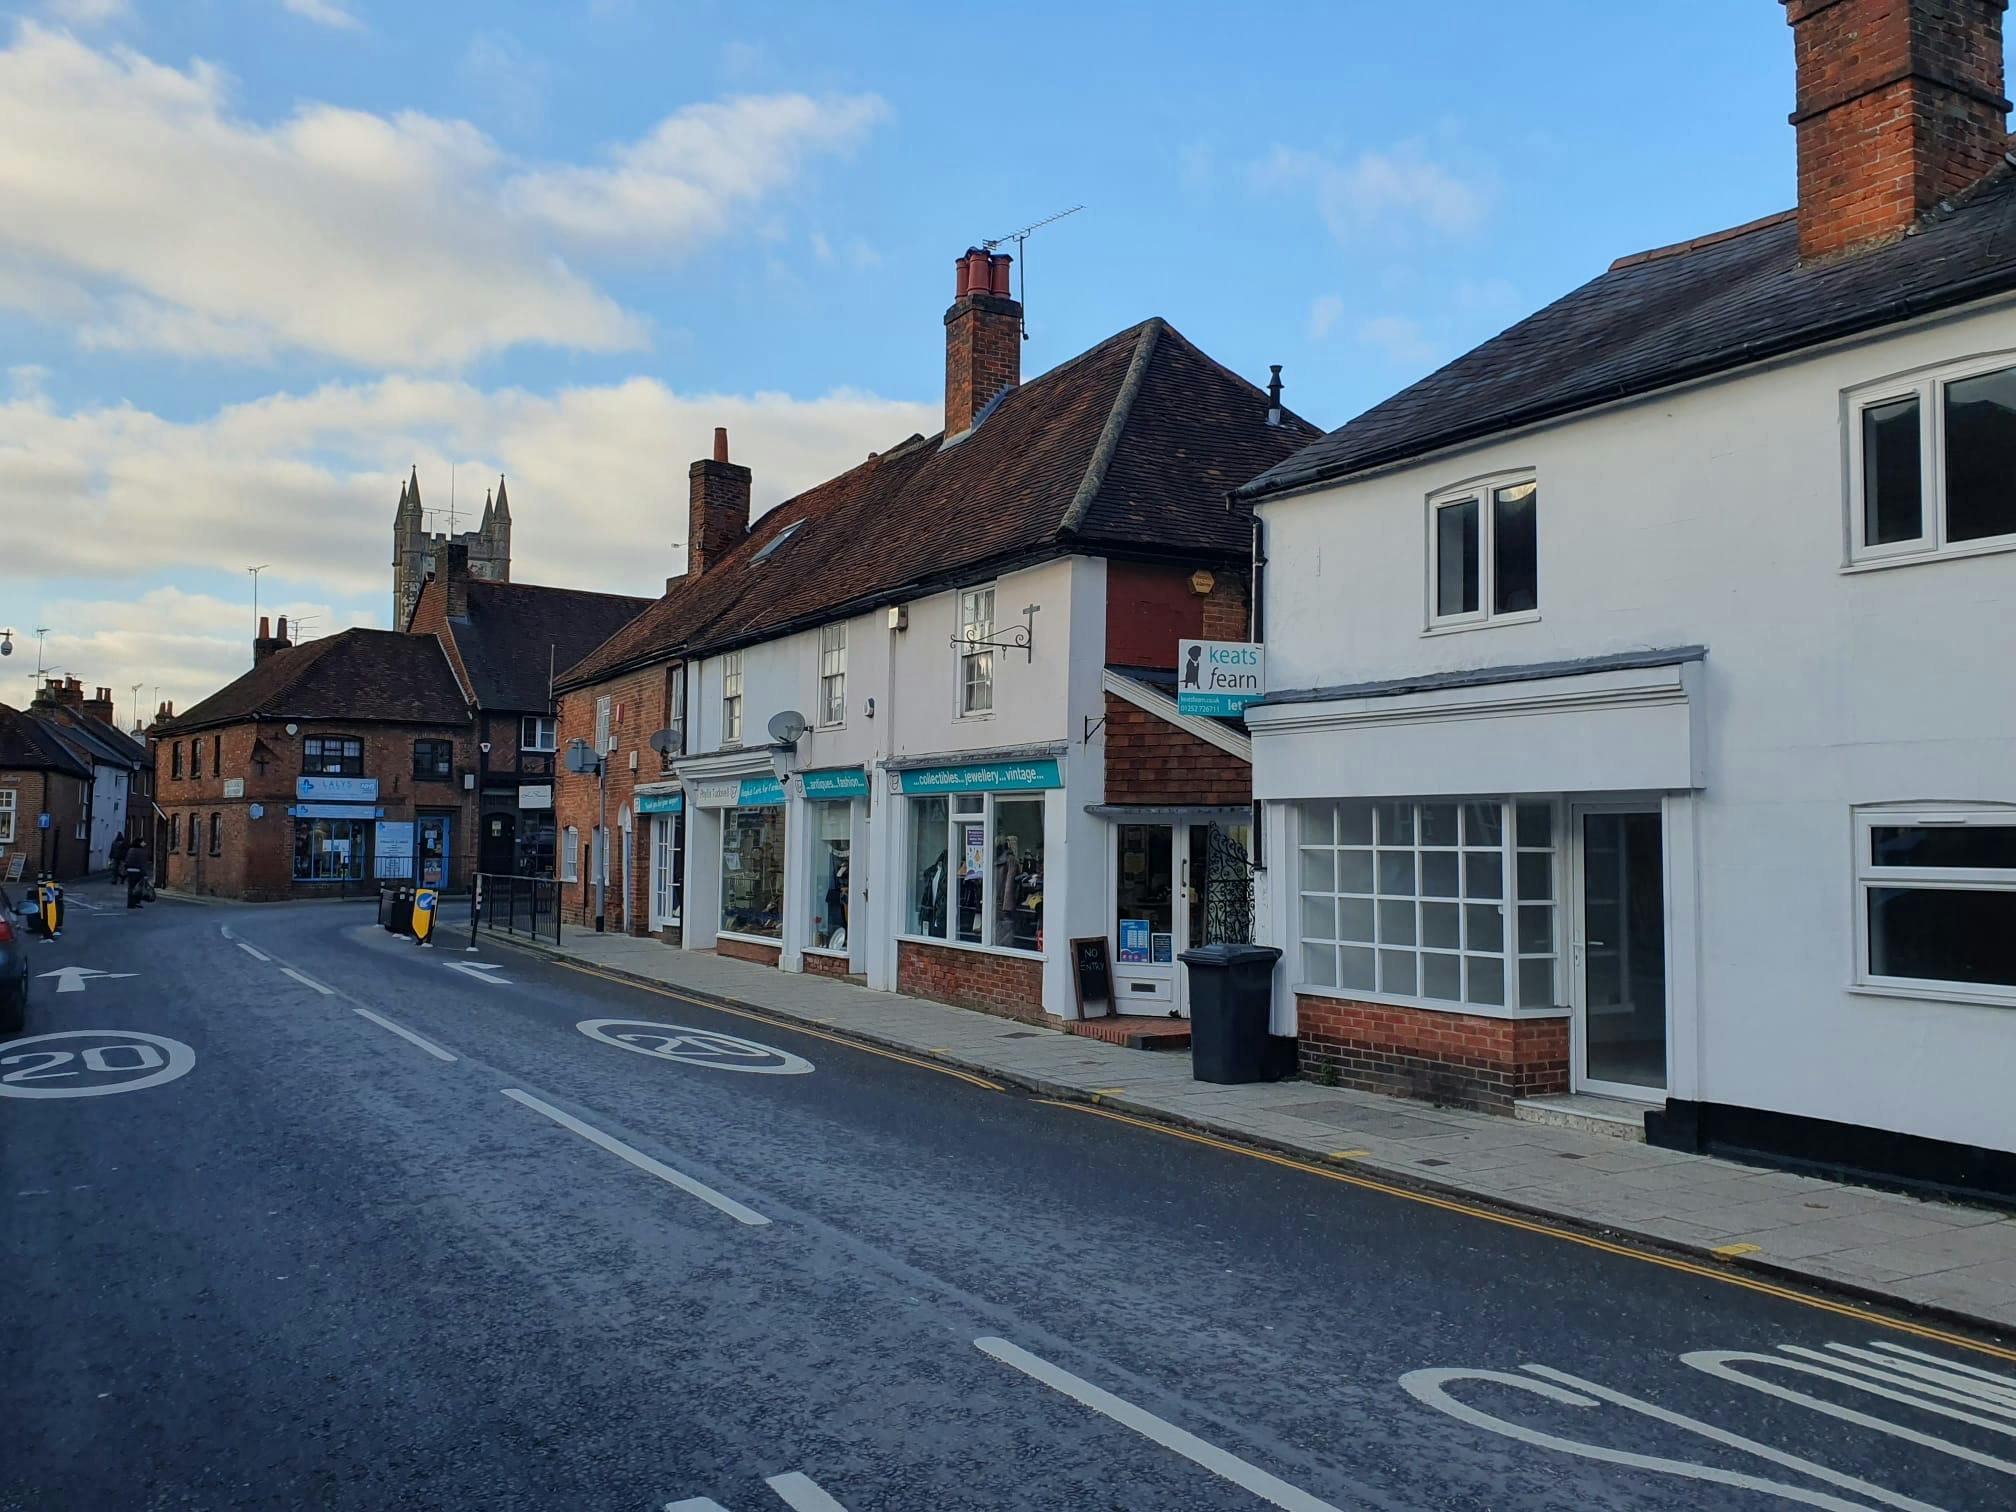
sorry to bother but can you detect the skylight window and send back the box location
[750,521,806,565]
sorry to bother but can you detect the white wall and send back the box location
[88,764,127,871]
[1256,301,2016,1152]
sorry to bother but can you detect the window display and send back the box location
[720,805,784,939]
[906,793,1044,953]
[294,817,369,882]
[809,801,851,950]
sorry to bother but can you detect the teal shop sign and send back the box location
[799,766,869,801]
[736,775,787,807]
[635,792,683,814]
[897,758,1062,795]
[1176,639,1266,716]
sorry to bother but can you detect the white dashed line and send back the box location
[280,967,334,996]
[353,1008,458,1064]
[501,1088,770,1227]
[975,1337,1345,1512]
[236,942,271,963]
[765,1472,850,1511]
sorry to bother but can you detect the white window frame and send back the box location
[1424,472,1541,633]
[650,813,681,927]
[1852,805,2016,1006]
[898,790,1045,959]
[665,664,687,756]
[0,788,14,844]
[818,623,847,728]
[957,585,996,718]
[521,715,557,752]
[1846,351,2016,569]
[1294,797,1563,1017]
[721,652,743,746]
[593,696,612,756]
[562,825,580,883]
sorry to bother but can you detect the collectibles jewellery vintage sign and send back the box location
[1176,640,1266,716]
[896,759,1062,795]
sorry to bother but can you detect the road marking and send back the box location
[37,966,138,994]
[446,961,509,987]
[1037,1098,2016,1366]
[975,1337,1344,1512]
[281,967,334,996]
[578,1019,813,1075]
[235,942,271,963]
[353,1008,458,1064]
[501,1088,770,1227]
[764,1473,848,1511]
[0,1031,195,1099]
[1712,1242,1762,1258]
[1329,1150,1371,1160]
[549,959,1002,1091]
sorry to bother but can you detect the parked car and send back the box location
[0,886,27,1034]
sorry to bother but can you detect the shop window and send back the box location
[1850,356,2016,564]
[303,735,363,776]
[208,813,222,856]
[521,715,557,752]
[413,740,454,781]
[1856,808,2016,1000]
[818,623,847,728]
[651,813,682,925]
[905,792,1044,954]
[1428,476,1539,628]
[721,653,743,745]
[720,805,784,939]
[293,816,369,882]
[958,586,995,716]
[1297,798,1558,1010]
[808,801,851,949]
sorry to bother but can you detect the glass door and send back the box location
[1113,823,1182,1015]
[1572,806,1668,1098]
[416,813,451,887]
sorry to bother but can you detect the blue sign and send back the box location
[635,791,684,814]
[290,804,386,819]
[1176,639,1266,716]
[896,758,1062,795]
[735,776,787,807]
[36,812,50,831]
[297,776,380,802]
[799,766,868,801]
[1118,918,1151,964]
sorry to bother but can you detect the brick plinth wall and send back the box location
[802,951,852,980]
[1104,693,1251,806]
[657,925,683,948]
[1296,996,1568,1115]
[717,935,781,967]
[898,939,1046,1025]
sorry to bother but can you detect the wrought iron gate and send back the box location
[1202,822,1254,945]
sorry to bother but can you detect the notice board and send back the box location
[1070,936,1113,1019]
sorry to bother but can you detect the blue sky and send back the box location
[0,0,1847,716]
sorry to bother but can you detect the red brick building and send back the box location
[0,702,94,882]
[152,620,472,900]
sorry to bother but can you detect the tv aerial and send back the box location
[982,204,1083,340]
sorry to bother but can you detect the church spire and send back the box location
[406,464,422,515]
[479,488,494,533]
[492,474,511,522]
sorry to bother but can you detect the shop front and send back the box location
[636,786,683,941]
[795,765,867,979]
[889,754,1060,1023]
[1094,807,1255,1017]
[291,777,383,888]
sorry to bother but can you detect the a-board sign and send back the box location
[1070,936,1113,1019]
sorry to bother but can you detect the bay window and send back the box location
[721,804,784,939]
[1298,798,1559,1011]
[1856,808,2016,1001]
[1850,356,2016,563]
[905,792,1044,953]
[1428,476,1539,627]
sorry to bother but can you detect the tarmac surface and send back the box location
[4,893,2012,1510]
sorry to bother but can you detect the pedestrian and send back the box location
[108,831,127,882]
[123,836,151,910]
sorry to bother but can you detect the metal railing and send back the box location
[474,872,562,946]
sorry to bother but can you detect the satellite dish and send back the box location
[767,710,809,745]
[648,726,680,755]
[284,722,299,736]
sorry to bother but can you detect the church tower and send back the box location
[392,466,513,627]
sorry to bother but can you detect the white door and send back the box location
[1112,823,1196,1017]
[649,815,680,930]
[1570,804,1670,1100]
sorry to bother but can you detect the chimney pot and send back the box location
[259,615,271,639]
[713,426,729,463]
[275,615,288,641]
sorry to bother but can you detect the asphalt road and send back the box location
[4,891,2012,1511]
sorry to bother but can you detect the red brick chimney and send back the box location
[83,686,115,724]
[687,425,751,576]
[442,542,471,618]
[253,614,293,665]
[1785,0,2012,261]
[944,248,1021,440]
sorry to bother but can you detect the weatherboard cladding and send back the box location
[1239,162,2016,499]
[556,318,1318,691]
[157,628,470,734]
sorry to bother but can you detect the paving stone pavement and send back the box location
[492,924,2016,1338]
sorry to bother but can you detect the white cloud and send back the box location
[1357,315,1440,368]
[460,31,549,137]
[43,0,130,23]
[1308,293,1345,342]
[0,27,888,366]
[1254,141,1490,243]
[506,92,888,248]
[280,0,363,31]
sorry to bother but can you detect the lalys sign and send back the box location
[1176,640,1265,716]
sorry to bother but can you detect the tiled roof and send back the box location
[448,580,651,713]
[1239,164,2016,499]
[159,629,469,733]
[558,318,1319,690]
[0,704,92,777]
[67,711,148,766]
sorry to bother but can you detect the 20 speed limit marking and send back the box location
[576,1019,813,1075]
[0,1030,196,1099]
